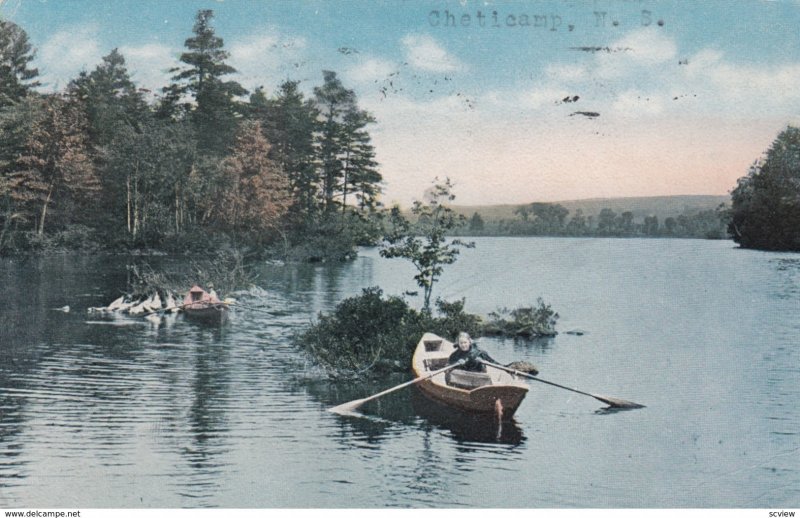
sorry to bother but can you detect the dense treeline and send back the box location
[729,126,800,251]
[0,11,383,258]
[459,203,731,239]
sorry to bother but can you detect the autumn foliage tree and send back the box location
[220,121,290,242]
[12,94,98,235]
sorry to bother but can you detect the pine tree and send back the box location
[167,9,247,156]
[68,49,148,148]
[255,81,319,220]
[313,71,356,212]
[0,20,40,108]
[340,108,381,213]
[68,49,151,237]
[313,71,381,214]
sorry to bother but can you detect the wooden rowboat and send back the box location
[412,332,529,420]
[183,285,229,325]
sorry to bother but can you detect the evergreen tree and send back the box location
[68,49,148,149]
[340,107,381,213]
[255,81,319,220]
[313,71,381,214]
[68,49,151,236]
[313,70,356,212]
[0,20,40,108]
[167,9,246,155]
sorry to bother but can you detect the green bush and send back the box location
[297,288,558,376]
[298,287,421,373]
[297,288,483,376]
[432,297,482,340]
[482,298,559,338]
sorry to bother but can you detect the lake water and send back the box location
[0,237,798,508]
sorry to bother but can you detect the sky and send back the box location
[2,0,800,207]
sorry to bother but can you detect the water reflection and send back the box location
[172,334,232,504]
[0,392,27,497]
[309,374,525,446]
[507,335,556,354]
[2,241,800,507]
[410,390,525,445]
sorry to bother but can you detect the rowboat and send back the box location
[412,332,529,420]
[182,285,229,324]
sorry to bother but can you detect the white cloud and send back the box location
[229,29,308,90]
[346,56,397,84]
[705,61,800,106]
[38,26,103,89]
[119,43,176,94]
[594,28,678,80]
[401,34,465,73]
[614,28,678,65]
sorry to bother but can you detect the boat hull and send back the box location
[184,303,229,324]
[412,332,529,419]
[416,378,528,416]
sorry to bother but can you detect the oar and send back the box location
[329,361,464,415]
[482,360,644,409]
[225,302,274,315]
[145,302,190,315]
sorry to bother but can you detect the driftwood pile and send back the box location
[87,292,182,316]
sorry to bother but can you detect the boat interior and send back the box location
[420,337,495,389]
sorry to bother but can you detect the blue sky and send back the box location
[3,0,800,206]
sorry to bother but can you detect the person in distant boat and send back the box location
[184,285,220,306]
[447,332,498,372]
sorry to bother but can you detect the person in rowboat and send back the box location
[447,332,498,372]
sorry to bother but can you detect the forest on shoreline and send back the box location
[3,10,798,259]
[1,10,383,260]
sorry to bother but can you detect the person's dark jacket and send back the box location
[447,344,497,372]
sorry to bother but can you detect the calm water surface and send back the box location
[0,238,798,508]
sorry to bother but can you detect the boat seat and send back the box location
[425,358,449,370]
[423,339,443,352]
[445,369,493,390]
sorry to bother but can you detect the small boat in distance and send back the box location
[182,285,229,325]
[412,332,529,420]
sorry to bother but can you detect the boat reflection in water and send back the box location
[410,389,525,445]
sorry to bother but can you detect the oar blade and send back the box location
[593,394,645,409]
[329,398,366,415]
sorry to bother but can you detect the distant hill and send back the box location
[452,195,730,223]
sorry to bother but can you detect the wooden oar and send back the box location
[225,302,274,315]
[482,360,644,409]
[329,361,464,415]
